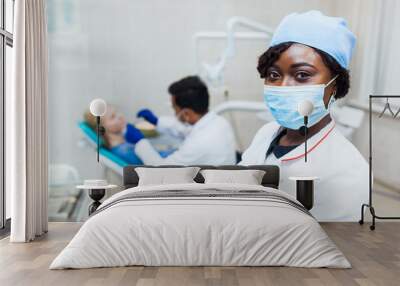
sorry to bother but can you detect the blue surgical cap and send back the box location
[270,10,356,69]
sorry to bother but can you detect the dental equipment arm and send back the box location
[213,100,267,114]
[193,17,274,85]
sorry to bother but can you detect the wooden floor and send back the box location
[0,222,399,286]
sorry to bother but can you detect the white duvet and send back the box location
[50,183,350,269]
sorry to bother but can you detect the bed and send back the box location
[50,165,350,269]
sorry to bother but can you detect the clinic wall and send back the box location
[47,0,334,180]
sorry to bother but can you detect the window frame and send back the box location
[0,0,14,233]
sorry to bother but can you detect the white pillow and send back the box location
[200,169,266,185]
[135,167,200,186]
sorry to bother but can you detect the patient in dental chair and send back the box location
[84,106,143,164]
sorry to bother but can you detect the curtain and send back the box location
[8,0,48,242]
[337,0,400,103]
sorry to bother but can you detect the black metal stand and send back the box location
[304,116,308,163]
[95,116,106,162]
[359,95,400,230]
[88,188,105,215]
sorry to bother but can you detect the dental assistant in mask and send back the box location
[240,10,368,221]
[126,76,236,165]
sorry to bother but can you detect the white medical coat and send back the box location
[240,120,368,221]
[135,111,237,165]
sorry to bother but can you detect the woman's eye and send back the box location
[295,72,311,80]
[267,71,280,80]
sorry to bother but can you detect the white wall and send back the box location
[47,0,335,181]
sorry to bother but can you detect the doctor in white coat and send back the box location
[240,11,368,221]
[125,76,237,165]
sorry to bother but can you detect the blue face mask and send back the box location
[263,75,338,130]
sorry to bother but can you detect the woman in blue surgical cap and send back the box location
[240,10,368,221]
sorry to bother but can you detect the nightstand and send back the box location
[77,181,118,215]
[289,176,318,210]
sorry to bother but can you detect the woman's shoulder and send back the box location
[243,121,280,150]
[239,121,280,165]
[329,128,368,166]
[253,121,281,139]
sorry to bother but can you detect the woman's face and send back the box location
[264,43,337,107]
[102,107,126,134]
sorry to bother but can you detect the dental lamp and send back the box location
[298,100,314,162]
[89,99,107,162]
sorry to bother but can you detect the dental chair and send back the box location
[78,122,140,176]
[78,122,177,176]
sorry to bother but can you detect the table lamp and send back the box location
[298,100,314,162]
[89,99,107,162]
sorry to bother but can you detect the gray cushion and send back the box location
[200,169,266,185]
[135,167,200,186]
[123,165,280,189]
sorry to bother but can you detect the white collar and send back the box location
[276,119,336,162]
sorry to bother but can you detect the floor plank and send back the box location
[0,222,399,286]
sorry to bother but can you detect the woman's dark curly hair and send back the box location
[257,42,350,99]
